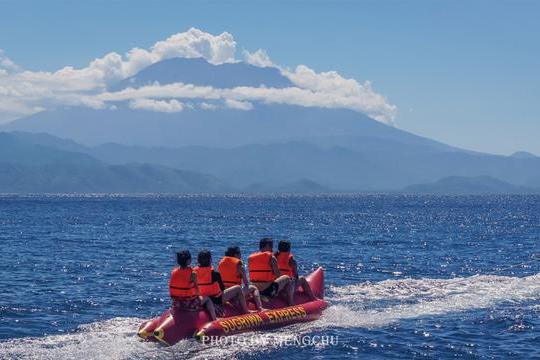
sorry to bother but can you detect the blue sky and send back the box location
[0,0,538,155]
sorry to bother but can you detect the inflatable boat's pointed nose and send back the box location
[150,313,175,346]
[137,328,150,340]
[153,328,170,345]
[194,330,206,342]
[137,320,154,340]
[306,267,324,299]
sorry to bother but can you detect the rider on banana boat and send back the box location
[275,240,318,301]
[168,250,217,320]
[195,250,251,315]
[248,238,294,305]
[218,246,264,311]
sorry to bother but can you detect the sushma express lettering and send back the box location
[265,306,307,324]
[219,314,264,333]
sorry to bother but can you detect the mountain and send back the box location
[510,151,538,160]
[5,131,540,191]
[0,132,98,166]
[403,176,538,194]
[2,104,452,150]
[3,57,454,151]
[109,57,293,91]
[245,179,331,193]
[90,141,540,190]
[2,57,540,192]
[0,133,230,193]
[0,163,231,193]
[90,141,378,189]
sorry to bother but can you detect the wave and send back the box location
[2,272,540,359]
[320,271,540,329]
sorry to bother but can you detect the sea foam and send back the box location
[2,272,540,359]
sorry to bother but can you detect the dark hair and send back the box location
[225,246,241,257]
[176,250,191,268]
[259,237,273,250]
[197,250,212,267]
[277,240,291,253]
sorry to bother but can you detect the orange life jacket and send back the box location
[218,256,242,288]
[276,251,295,277]
[194,266,222,297]
[248,251,276,283]
[169,267,197,298]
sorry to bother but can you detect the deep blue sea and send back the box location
[1,194,539,359]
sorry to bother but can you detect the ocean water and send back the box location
[0,194,539,359]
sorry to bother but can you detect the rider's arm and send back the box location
[290,257,299,279]
[191,272,201,296]
[213,271,226,291]
[238,262,248,287]
[270,256,280,277]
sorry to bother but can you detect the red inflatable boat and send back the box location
[138,267,328,346]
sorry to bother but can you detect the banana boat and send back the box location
[138,267,327,346]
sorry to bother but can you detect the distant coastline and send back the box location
[1,131,539,194]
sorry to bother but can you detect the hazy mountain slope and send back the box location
[0,132,99,166]
[246,179,331,193]
[87,141,540,190]
[93,141,394,190]
[6,131,89,153]
[510,151,539,159]
[110,57,293,90]
[0,133,231,193]
[4,131,540,191]
[3,104,454,150]
[403,176,538,194]
[3,57,455,151]
[0,163,231,193]
[3,56,539,192]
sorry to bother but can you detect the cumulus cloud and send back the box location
[200,102,217,110]
[0,28,236,122]
[129,98,184,113]
[93,81,395,122]
[225,99,254,110]
[282,65,396,122]
[0,28,396,124]
[242,49,274,68]
[0,50,20,72]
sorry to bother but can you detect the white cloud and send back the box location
[94,82,395,122]
[129,98,184,113]
[225,99,254,110]
[113,28,237,80]
[243,49,274,68]
[0,50,20,72]
[150,28,236,65]
[282,65,396,122]
[200,102,217,110]
[0,28,236,122]
[0,28,396,124]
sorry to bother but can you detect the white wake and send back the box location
[1,272,539,359]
